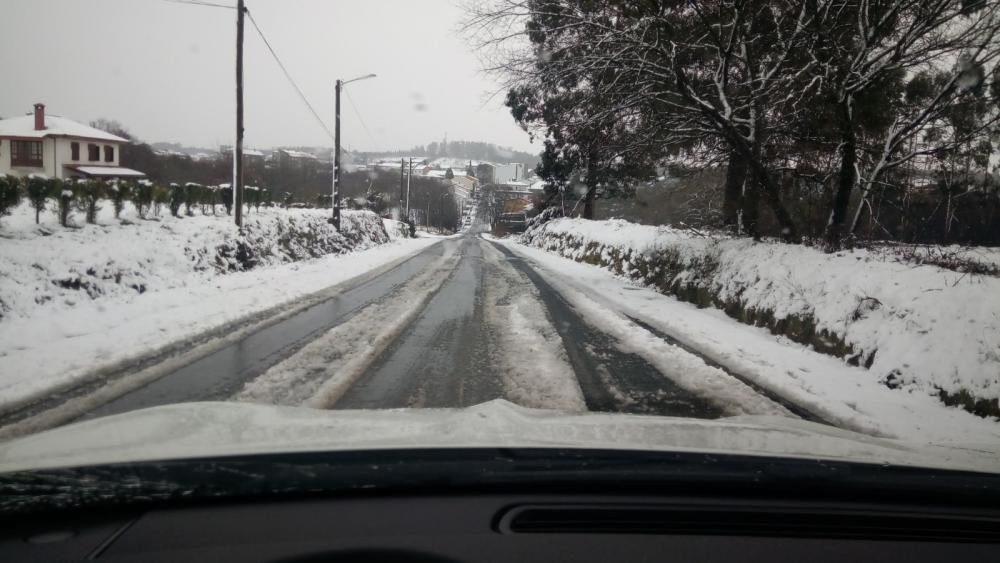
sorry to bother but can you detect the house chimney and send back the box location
[33,103,46,130]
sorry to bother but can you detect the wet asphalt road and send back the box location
[335,237,723,417]
[335,238,502,409]
[4,232,773,435]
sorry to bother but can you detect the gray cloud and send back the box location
[0,0,536,153]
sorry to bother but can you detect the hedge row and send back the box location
[0,175,275,227]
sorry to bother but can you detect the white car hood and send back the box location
[0,399,996,474]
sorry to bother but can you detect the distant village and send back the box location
[159,143,546,217]
[0,103,546,233]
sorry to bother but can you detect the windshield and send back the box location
[0,0,999,479]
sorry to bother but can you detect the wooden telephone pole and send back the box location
[406,157,413,219]
[234,0,245,227]
[332,79,342,229]
[399,158,405,215]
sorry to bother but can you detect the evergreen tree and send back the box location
[75,180,104,224]
[0,175,21,226]
[152,185,170,217]
[183,183,198,216]
[53,180,74,227]
[219,185,233,215]
[24,176,49,224]
[109,180,130,219]
[133,181,154,218]
[169,183,185,217]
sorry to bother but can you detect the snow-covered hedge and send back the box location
[521,217,1000,417]
[381,218,412,241]
[199,210,389,272]
[0,204,389,321]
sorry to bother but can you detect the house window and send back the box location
[71,142,80,161]
[88,144,100,161]
[10,140,43,167]
[104,146,114,162]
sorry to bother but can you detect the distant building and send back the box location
[243,148,266,162]
[276,149,319,161]
[472,162,524,185]
[450,175,478,208]
[0,103,145,180]
[494,163,525,184]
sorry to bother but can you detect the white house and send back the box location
[0,103,145,180]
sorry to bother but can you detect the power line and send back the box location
[245,9,335,141]
[159,0,235,9]
[343,88,381,152]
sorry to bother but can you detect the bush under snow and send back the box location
[521,217,1000,417]
[0,202,389,321]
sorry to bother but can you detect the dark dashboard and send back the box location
[2,448,998,562]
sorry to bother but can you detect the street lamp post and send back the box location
[332,73,376,230]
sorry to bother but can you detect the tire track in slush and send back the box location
[333,237,588,411]
[232,242,464,408]
[486,241,728,418]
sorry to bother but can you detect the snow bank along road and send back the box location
[3,233,996,447]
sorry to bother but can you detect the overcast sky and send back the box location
[0,0,536,153]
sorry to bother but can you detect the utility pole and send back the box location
[399,158,405,215]
[332,79,342,229]
[406,157,413,219]
[233,0,245,227]
[330,74,375,228]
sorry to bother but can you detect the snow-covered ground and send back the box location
[518,218,1000,413]
[0,201,437,413]
[495,225,1000,446]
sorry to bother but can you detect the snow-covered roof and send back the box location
[0,114,127,142]
[68,165,146,178]
[279,149,319,160]
[450,175,477,189]
[429,157,483,169]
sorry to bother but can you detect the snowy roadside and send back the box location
[489,236,1000,446]
[0,202,439,413]
[1,203,392,321]
[517,217,1000,418]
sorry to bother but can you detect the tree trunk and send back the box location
[35,207,40,224]
[824,100,857,250]
[723,150,747,232]
[583,156,597,219]
[744,158,798,242]
[722,122,797,241]
[742,172,761,239]
[583,184,596,219]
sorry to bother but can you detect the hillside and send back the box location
[359,139,540,169]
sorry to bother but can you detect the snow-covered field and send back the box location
[0,202,436,412]
[492,235,1000,445]
[513,217,1000,425]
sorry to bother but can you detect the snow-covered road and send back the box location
[3,230,996,449]
[0,233,805,439]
